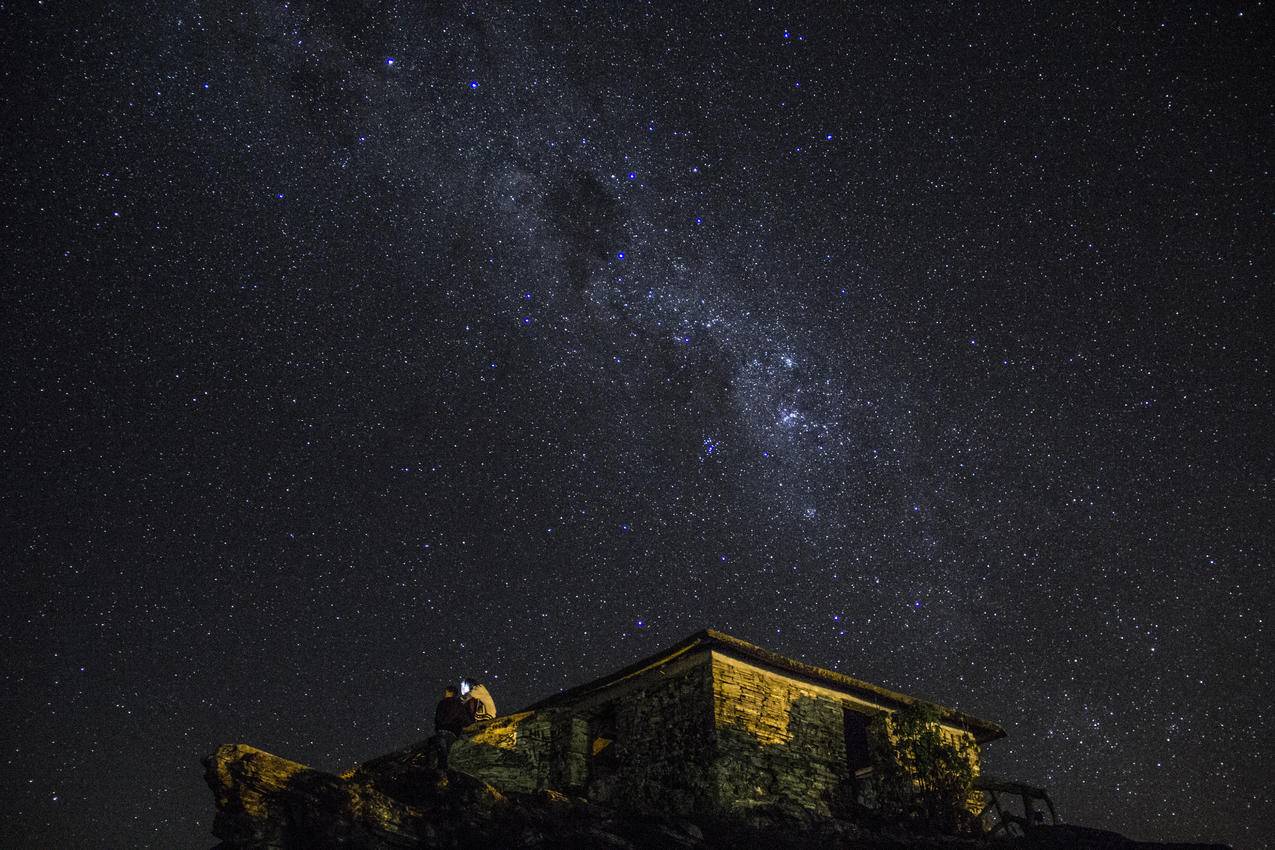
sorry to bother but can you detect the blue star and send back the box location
[627,171,637,180]
[520,316,533,326]
[694,216,703,225]
[385,57,396,66]
[468,80,480,89]
[616,251,626,260]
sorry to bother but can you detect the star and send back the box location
[4,3,1263,847]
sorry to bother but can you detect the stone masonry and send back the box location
[451,630,1000,820]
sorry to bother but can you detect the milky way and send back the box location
[3,3,1270,848]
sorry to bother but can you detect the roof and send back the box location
[524,628,1006,743]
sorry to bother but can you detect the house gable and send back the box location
[471,629,1005,817]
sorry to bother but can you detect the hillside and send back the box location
[205,740,1231,850]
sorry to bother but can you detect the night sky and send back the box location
[3,2,1272,848]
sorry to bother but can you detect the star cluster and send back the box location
[2,2,1271,848]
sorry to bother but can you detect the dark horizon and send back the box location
[3,2,1270,848]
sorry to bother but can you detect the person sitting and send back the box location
[460,677,497,721]
[429,684,473,769]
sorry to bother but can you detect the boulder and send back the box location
[203,742,1232,850]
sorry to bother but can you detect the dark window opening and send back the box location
[585,705,621,801]
[590,708,618,768]
[844,708,871,772]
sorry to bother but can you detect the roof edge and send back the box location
[702,629,1006,742]
[520,628,1006,743]
[521,630,716,712]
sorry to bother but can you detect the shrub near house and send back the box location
[869,701,980,834]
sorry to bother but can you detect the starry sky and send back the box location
[2,2,1272,848]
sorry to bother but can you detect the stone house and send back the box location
[449,628,1005,818]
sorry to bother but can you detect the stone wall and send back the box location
[453,647,984,821]
[708,652,984,818]
[452,653,718,814]
[710,652,864,816]
[547,712,590,792]
[586,653,717,815]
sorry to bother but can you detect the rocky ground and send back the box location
[204,741,1230,850]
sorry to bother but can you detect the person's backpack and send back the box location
[466,694,494,721]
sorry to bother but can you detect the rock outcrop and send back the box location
[204,740,1232,850]
[204,739,945,849]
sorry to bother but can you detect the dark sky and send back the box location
[3,2,1271,848]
